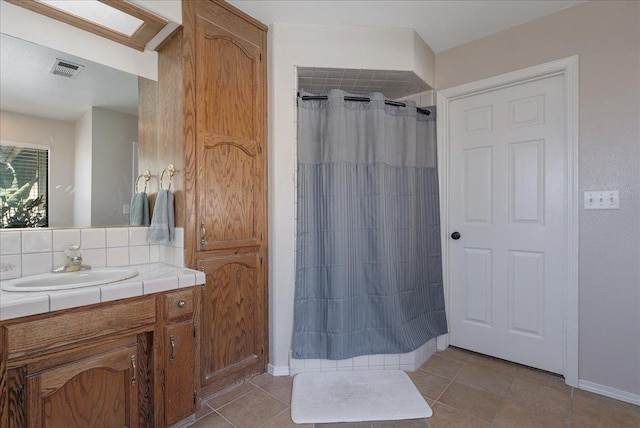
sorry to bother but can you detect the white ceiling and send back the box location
[0,1,586,123]
[228,0,585,53]
[0,33,138,122]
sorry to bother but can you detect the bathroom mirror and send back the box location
[0,32,140,229]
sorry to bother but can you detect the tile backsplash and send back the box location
[0,226,184,280]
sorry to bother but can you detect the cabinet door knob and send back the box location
[177,300,186,308]
[200,221,206,245]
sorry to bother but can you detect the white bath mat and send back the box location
[290,370,432,424]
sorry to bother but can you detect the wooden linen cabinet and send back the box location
[145,0,267,402]
[181,0,269,397]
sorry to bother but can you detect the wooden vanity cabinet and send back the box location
[17,341,140,427]
[0,288,199,428]
[160,288,196,425]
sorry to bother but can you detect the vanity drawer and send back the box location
[5,298,156,360]
[165,289,194,321]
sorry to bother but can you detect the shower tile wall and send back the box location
[289,338,437,375]
[297,67,430,99]
[289,67,438,375]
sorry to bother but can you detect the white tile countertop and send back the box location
[0,263,205,321]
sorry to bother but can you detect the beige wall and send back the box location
[0,110,75,227]
[90,108,138,227]
[436,1,640,396]
[74,110,92,227]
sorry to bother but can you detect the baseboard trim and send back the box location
[268,363,290,377]
[578,380,640,406]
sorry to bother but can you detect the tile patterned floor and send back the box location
[188,347,640,428]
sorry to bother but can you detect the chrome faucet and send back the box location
[53,244,91,273]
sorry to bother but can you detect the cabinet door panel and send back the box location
[165,322,195,425]
[198,135,260,250]
[195,15,265,252]
[198,253,265,390]
[26,344,138,428]
[197,28,257,140]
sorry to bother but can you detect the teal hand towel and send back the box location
[148,189,175,244]
[130,192,150,226]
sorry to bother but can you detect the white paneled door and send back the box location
[448,74,566,374]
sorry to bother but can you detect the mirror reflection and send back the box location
[0,32,139,229]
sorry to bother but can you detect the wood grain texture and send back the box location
[198,253,265,392]
[186,0,267,259]
[153,294,166,428]
[165,322,195,425]
[182,0,198,270]
[165,289,194,321]
[1,290,199,427]
[201,0,268,35]
[138,76,160,213]
[27,344,138,427]
[4,0,167,51]
[184,0,269,396]
[5,299,155,360]
[198,135,261,250]
[160,288,196,425]
[26,373,41,428]
[24,336,138,374]
[137,333,153,428]
[6,367,25,428]
[158,30,185,229]
[198,33,256,140]
[139,30,187,231]
[192,278,203,410]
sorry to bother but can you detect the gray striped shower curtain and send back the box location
[293,89,448,360]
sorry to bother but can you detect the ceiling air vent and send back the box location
[49,58,84,79]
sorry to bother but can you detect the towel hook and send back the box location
[160,164,175,190]
[135,170,151,193]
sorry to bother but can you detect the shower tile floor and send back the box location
[187,347,640,428]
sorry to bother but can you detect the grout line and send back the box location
[255,383,292,407]
[487,366,517,428]
[568,386,575,427]
[256,408,289,428]
[426,353,506,425]
[215,410,237,428]
[432,401,488,426]
[203,382,256,411]
[418,367,457,404]
[413,351,473,406]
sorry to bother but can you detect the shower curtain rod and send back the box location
[299,94,432,116]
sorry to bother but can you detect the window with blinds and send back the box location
[0,143,49,228]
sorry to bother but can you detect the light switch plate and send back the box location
[584,190,619,209]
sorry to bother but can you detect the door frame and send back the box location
[436,56,579,386]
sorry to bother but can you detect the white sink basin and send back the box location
[1,269,138,292]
